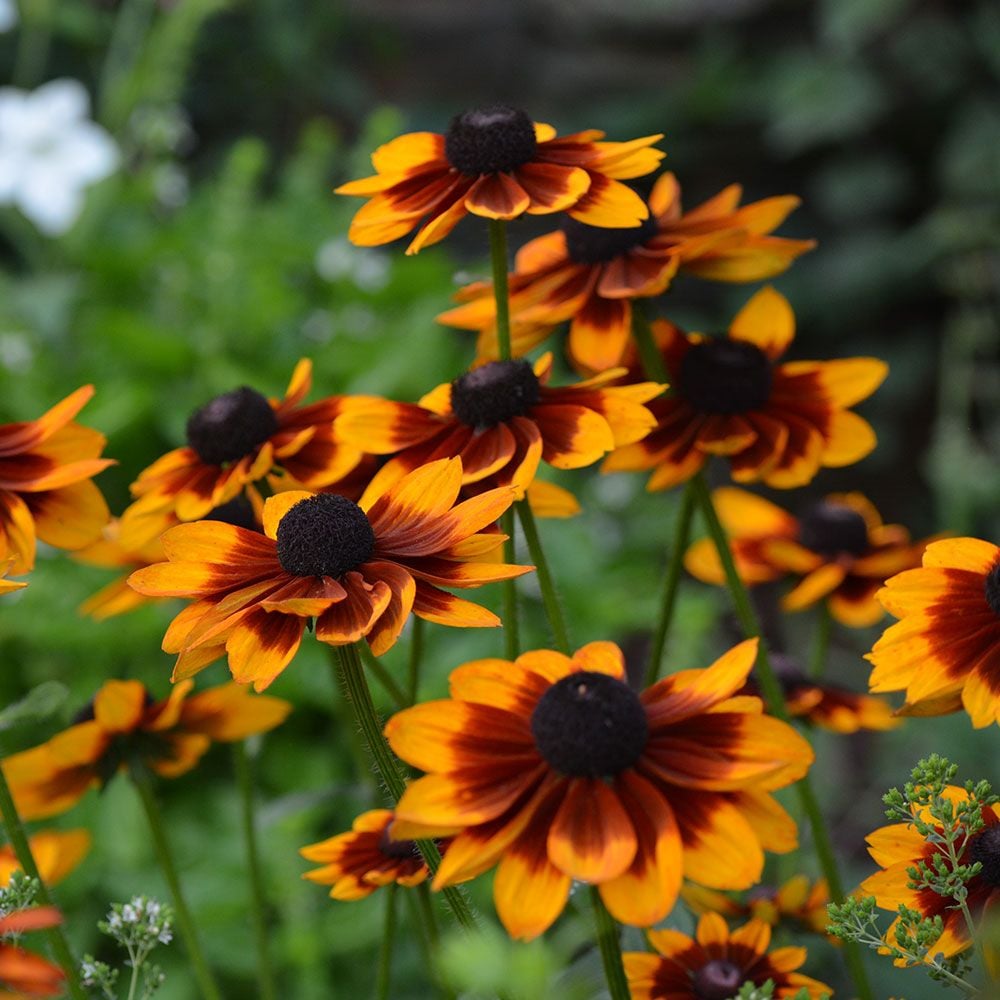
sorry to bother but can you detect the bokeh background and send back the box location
[1,0,999,996]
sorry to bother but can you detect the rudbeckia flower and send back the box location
[336,105,664,254]
[1,679,291,820]
[860,785,1000,963]
[385,639,812,940]
[602,287,887,489]
[0,385,113,574]
[685,487,932,627]
[867,538,1000,725]
[301,809,437,900]
[623,912,831,999]
[119,359,368,547]
[128,459,532,690]
[0,906,65,997]
[333,354,663,513]
[438,173,816,373]
[0,829,90,887]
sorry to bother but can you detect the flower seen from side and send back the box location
[128,458,532,689]
[0,905,65,997]
[438,172,815,373]
[336,105,664,254]
[385,638,812,940]
[0,829,91,887]
[602,287,887,489]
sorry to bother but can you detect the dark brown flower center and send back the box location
[985,563,1000,619]
[185,387,279,466]
[450,360,540,430]
[530,671,648,778]
[970,824,1000,887]
[561,214,659,264]
[678,338,773,415]
[205,495,260,532]
[444,105,537,176]
[377,827,419,862]
[692,959,744,1000]
[275,494,375,579]
[798,502,869,559]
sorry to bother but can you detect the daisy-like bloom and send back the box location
[602,287,887,490]
[0,564,25,595]
[438,172,816,373]
[385,638,813,940]
[333,354,663,512]
[0,829,90,887]
[1,679,291,820]
[336,105,664,254]
[685,487,932,628]
[623,912,831,999]
[301,809,436,900]
[681,875,832,938]
[0,906,65,997]
[119,359,367,548]
[0,385,113,574]
[128,458,532,690]
[867,538,1000,725]
[860,785,1000,963]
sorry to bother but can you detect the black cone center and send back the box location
[186,387,279,466]
[530,671,648,778]
[377,827,419,862]
[451,360,540,429]
[798,502,869,558]
[206,495,259,532]
[692,959,744,1000]
[970,824,1000,887]
[562,214,659,264]
[678,338,773,415]
[444,105,537,176]
[275,494,375,579]
[985,563,1000,619]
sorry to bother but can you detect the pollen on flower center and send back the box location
[444,105,538,176]
[692,959,744,1000]
[450,360,540,430]
[798,501,870,558]
[970,824,1000,887]
[275,494,375,579]
[562,214,659,265]
[985,563,1000,619]
[530,671,648,778]
[678,338,774,415]
[185,387,279,466]
[378,827,418,861]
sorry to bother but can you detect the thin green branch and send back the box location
[515,500,570,655]
[630,304,670,384]
[407,616,424,705]
[501,510,520,660]
[487,219,512,362]
[808,603,833,679]
[589,887,630,1000]
[375,883,397,1000]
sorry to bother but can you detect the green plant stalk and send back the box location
[645,483,696,686]
[515,500,570,655]
[689,472,874,1000]
[407,616,424,705]
[232,742,276,1000]
[359,643,408,709]
[589,887,630,1000]
[376,883,397,1000]
[332,644,478,932]
[0,766,87,1000]
[501,511,520,659]
[98,0,158,126]
[487,219,512,362]
[130,770,223,1000]
[12,0,52,87]
[631,304,670,384]
[808,603,833,679]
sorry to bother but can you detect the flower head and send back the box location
[0,905,65,997]
[386,639,812,940]
[623,912,831,999]
[129,458,532,689]
[867,538,1000,726]
[336,106,664,254]
[685,487,932,627]
[0,830,90,888]
[602,287,887,489]
[0,385,113,574]
[439,173,815,373]
[1,680,291,819]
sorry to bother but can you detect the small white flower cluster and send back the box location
[0,871,40,926]
[101,896,174,948]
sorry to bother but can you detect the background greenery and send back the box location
[1,0,999,996]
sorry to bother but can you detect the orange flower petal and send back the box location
[728,286,795,360]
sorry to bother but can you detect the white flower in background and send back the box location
[0,79,119,235]
[0,0,17,32]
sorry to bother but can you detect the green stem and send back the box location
[407,617,424,705]
[414,884,457,1000]
[232,743,276,1000]
[689,473,874,1000]
[589,887,630,1000]
[0,767,86,1000]
[645,483,696,686]
[12,0,52,88]
[359,643,408,709]
[487,219,512,362]
[515,500,570,655]
[98,0,158,127]
[630,304,670,384]
[375,883,397,1000]
[808,603,833,679]
[500,510,520,660]
[331,644,479,933]
[130,770,222,1000]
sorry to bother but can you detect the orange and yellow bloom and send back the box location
[336,106,664,254]
[385,639,812,940]
[439,173,815,373]
[0,830,90,887]
[0,906,65,997]
[602,287,887,489]
[129,458,532,689]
